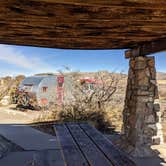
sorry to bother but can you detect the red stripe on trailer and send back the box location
[57,76,64,106]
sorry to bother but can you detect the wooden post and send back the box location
[125,38,166,59]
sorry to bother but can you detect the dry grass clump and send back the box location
[58,108,116,134]
[159,90,166,100]
[33,106,60,123]
[105,107,123,132]
[34,104,123,134]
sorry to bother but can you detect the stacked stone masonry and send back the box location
[123,56,161,157]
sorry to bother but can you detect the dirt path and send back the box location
[0,105,42,124]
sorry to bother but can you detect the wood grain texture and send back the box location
[66,123,112,166]
[79,123,136,166]
[125,38,166,57]
[53,124,88,166]
[0,0,166,49]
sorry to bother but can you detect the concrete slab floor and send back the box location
[0,150,64,166]
[134,145,166,166]
[0,124,59,150]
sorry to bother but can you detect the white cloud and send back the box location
[0,45,57,75]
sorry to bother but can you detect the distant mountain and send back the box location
[157,72,166,80]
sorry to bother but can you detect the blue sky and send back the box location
[0,44,165,77]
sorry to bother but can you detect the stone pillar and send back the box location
[123,55,160,157]
[153,103,164,145]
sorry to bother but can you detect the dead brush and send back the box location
[34,71,125,134]
[56,71,124,133]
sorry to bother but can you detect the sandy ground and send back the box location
[0,105,47,124]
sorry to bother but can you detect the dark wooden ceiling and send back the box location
[0,0,166,49]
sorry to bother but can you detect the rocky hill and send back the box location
[157,72,166,80]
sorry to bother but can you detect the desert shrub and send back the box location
[10,75,25,104]
[33,71,124,133]
[0,75,25,104]
[56,71,124,133]
[0,77,13,101]
[16,92,39,110]
[10,87,19,104]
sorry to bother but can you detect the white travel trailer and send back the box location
[18,75,66,107]
[18,74,95,109]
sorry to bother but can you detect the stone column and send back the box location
[122,55,160,157]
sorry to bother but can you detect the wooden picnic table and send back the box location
[53,123,136,166]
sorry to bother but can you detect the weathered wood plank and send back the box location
[0,0,166,49]
[39,150,65,166]
[53,124,88,166]
[2,3,166,21]
[66,123,112,166]
[125,38,166,58]
[79,123,136,166]
[0,22,166,38]
[31,0,166,9]
[0,36,161,50]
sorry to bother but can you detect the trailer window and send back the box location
[42,87,48,92]
[23,84,33,92]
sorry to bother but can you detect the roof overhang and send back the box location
[0,0,166,49]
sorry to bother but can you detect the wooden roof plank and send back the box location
[33,0,166,9]
[0,0,166,49]
[125,38,166,58]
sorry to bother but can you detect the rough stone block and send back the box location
[145,114,155,124]
[135,60,146,70]
[147,57,155,67]
[137,96,153,103]
[150,79,157,85]
[148,124,157,130]
[145,68,151,77]
[136,56,146,61]
[152,137,160,145]
[154,87,159,99]
[136,71,149,86]
[137,90,150,96]
[154,104,160,112]
[130,59,136,68]
[149,86,155,92]
[149,67,156,79]
[146,102,154,110]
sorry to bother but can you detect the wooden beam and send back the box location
[0,0,166,49]
[33,0,166,9]
[125,38,166,58]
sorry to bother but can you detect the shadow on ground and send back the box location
[0,123,165,166]
[106,134,166,166]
